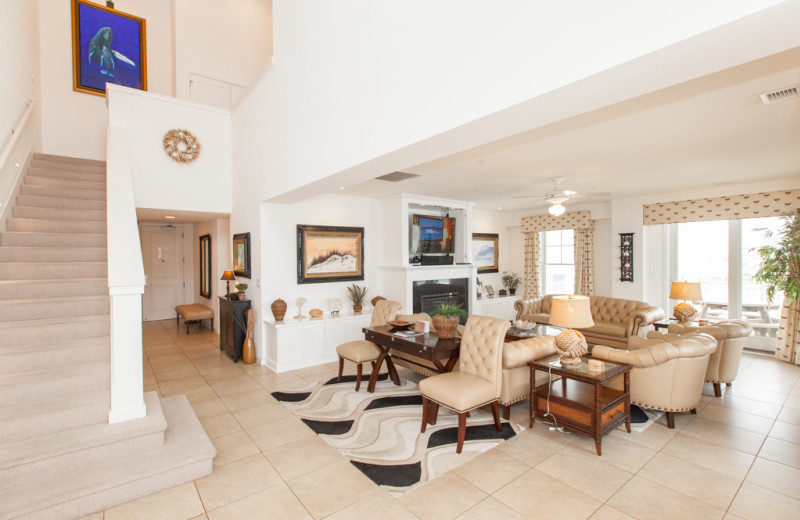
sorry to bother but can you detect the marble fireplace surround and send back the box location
[379,264,476,317]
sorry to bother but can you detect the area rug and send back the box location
[624,404,664,432]
[271,374,521,496]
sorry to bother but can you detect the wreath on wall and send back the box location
[163,129,201,163]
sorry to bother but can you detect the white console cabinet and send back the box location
[472,295,518,321]
[263,311,372,373]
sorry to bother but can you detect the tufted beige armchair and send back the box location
[665,320,752,397]
[515,295,665,348]
[591,332,717,428]
[419,315,510,453]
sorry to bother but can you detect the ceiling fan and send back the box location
[514,177,611,216]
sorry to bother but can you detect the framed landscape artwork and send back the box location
[233,232,251,278]
[71,0,147,96]
[472,233,499,273]
[297,225,364,284]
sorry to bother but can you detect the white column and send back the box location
[108,287,146,423]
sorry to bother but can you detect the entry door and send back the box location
[141,225,185,321]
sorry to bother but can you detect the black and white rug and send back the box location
[271,374,521,496]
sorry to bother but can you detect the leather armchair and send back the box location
[591,332,717,428]
[499,336,557,419]
[665,320,752,397]
[515,295,665,348]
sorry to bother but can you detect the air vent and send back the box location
[760,86,798,105]
[374,171,421,182]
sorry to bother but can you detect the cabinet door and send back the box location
[277,328,303,365]
[303,322,326,360]
[345,317,367,342]
[325,320,347,356]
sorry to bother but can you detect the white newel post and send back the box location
[106,123,147,423]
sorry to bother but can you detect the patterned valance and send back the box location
[521,210,592,234]
[643,189,800,226]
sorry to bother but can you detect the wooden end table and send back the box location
[529,355,632,455]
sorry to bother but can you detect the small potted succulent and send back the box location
[347,284,368,312]
[501,271,522,296]
[428,302,468,338]
[235,283,248,301]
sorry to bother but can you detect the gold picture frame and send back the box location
[297,225,364,284]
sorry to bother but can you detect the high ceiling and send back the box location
[343,47,800,212]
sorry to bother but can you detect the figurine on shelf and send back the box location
[327,298,342,316]
[294,297,307,320]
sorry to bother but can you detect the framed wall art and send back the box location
[199,234,211,298]
[471,233,499,273]
[71,0,147,96]
[297,225,364,284]
[233,232,251,278]
[619,233,633,282]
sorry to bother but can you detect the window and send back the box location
[543,229,574,295]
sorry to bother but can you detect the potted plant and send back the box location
[428,302,468,338]
[754,209,800,304]
[235,283,248,300]
[347,284,368,312]
[502,271,522,296]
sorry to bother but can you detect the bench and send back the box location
[175,304,214,334]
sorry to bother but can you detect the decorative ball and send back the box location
[555,329,588,365]
[673,302,697,324]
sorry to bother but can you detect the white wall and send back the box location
[192,218,231,332]
[107,86,232,214]
[472,209,525,293]
[174,0,273,101]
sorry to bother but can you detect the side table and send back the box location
[652,318,676,331]
[529,355,632,455]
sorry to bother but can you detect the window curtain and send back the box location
[776,297,800,365]
[523,233,541,300]
[521,211,593,299]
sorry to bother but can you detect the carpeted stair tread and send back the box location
[15,194,106,211]
[1,395,216,520]
[0,314,110,348]
[19,184,106,201]
[0,295,109,322]
[0,277,107,299]
[0,392,165,487]
[12,206,107,222]
[24,175,106,192]
[0,231,107,248]
[0,360,109,407]
[6,217,106,234]
[0,336,109,375]
[0,260,107,279]
[0,246,107,263]
[25,167,106,183]
[32,153,106,168]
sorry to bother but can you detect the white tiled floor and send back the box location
[82,320,800,519]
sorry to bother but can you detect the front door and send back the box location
[141,224,185,321]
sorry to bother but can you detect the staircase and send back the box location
[0,154,215,519]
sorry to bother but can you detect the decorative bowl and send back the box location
[388,320,412,330]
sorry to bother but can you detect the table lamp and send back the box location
[220,270,236,298]
[669,281,702,324]
[548,295,594,365]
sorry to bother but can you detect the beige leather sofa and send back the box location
[592,332,717,428]
[515,295,665,348]
[666,320,753,397]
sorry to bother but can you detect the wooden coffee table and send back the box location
[529,354,631,455]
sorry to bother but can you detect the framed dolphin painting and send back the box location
[71,0,147,96]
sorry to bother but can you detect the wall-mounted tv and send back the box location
[411,214,455,254]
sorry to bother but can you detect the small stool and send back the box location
[336,340,381,391]
[175,304,214,334]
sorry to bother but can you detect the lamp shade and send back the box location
[548,203,566,216]
[220,270,236,281]
[549,295,594,329]
[669,281,702,301]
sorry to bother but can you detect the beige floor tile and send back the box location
[758,436,800,469]
[728,482,800,520]
[231,401,292,429]
[776,405,800,425]
[182,385,221,405]
[723,515,746,520]
[287,459,377,519]
[200,413,243,439]
[607,476,725,520]
[263,434,344,480]
[745,457,800,499]
[104,482,205,520]
[248,416,316,451]
[493,468,601,520]
[154,366,202,383]
[158,377,210,396]
[783,394,800,409]
[219,389,276,413]
[679,417,765,455]
[536,446,634,502]
[188,515,208,520]
[206,482,311,519]
[198,366,249,383]
[398,472,487,520]
[608,420,679,451]
[456,497,525,520]
[637,452,741,510]
[191,398,229,419]
[569,433,657,473]
[211,430,261,467]
[452,445,531,494]
[322,490,418,520]
[75,513,104,520]
[768,420,800,444]
[697,404,775,434]
[661,433,755,479]
[588,506,636,520]
[250,371,308,391]
[495,428,570,466]
[208,377,264,397]
[714,394,782,419]
[724,385,789,406]
[195,453,282,511]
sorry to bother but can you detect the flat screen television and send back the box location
[411,214,455,254]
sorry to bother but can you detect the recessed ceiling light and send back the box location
[165,215,176,219]
[497,206,503,210]
[339,187,345,191]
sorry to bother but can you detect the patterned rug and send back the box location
[271,373,521,496]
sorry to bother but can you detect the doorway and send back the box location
[140,224,186,321]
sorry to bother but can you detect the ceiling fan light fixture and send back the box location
[549,203,566,216]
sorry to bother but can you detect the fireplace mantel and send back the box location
[379,264,477,315]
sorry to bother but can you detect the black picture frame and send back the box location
[472,233,499,273]
[297,225,364,284]
[199,234,211,298]
[233,232,251,278]
[619,233,633,282]
[71,0,148,97]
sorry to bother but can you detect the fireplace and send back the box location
[412,278,469,315]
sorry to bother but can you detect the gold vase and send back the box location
[243,337,255,364]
